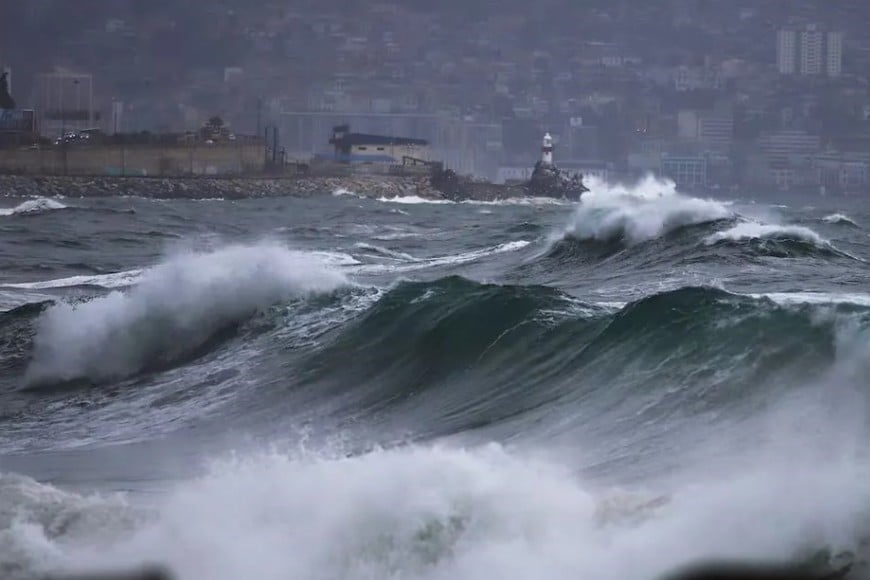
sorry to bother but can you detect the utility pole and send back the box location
[256,97,263,138]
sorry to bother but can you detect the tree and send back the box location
[200,115,227,141]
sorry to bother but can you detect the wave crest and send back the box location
[560,176,731,245]
[822,213,859,227]
[0,198,67,217]
[703,222,856,259]
[24,243,347,386]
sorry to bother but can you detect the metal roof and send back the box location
[335,133,429,146]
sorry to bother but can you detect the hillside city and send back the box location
[2,0,870,193]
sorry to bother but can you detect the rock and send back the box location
[525,161,589,200]
[0,170,585,202]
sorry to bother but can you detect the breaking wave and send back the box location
[332,187,362,198]
[704,222,858,259]
[558,176,732,245]
[3,189,870,580]
[0,197,67,217]
[23,243,347,386]
[706,222,829,246]
[376,195,453,205]
[3,438,869,580]
[823,213,859,227]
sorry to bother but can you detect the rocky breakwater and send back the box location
[0,168,588,202]
[0,174,453,201]
[525,161,589,200]
[430,163,588,202]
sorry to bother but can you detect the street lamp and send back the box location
[61,78,79,176]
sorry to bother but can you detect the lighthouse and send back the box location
[541,132,554,165]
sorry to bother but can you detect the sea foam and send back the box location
[24,243,347,385]
[561,175,732,245]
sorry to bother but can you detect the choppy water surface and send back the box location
[2,177,870,580]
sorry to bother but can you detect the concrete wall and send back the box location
[307,159,431,177]
[0,143,266,177]
[349,143,431,162]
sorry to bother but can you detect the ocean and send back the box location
[1,176,869,580]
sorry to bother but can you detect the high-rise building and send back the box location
[776,25,843,77]
[826,31,844,77]
[777,29,797,75]
[799,25,824,75]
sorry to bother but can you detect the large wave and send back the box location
[23,243,347,386]
[270,278,868,449]
[3,436,869,580]
[4,278,870,579]
[559,175,732,245]
[704,222,858,259]
[9,274,870,449]
[543,177,855,269]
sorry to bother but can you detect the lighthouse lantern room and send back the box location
[541,132,554,165]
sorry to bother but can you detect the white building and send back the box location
[677,110,734,153]
[758,130,821,165]
[32,70,96,138]
[777,25,843,77]
[814,154,868,191]
[826,31,844,77]
[777,29,797,74]
[799,25,824,75]
[660,154,707,189]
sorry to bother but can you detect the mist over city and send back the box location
[2,0,869,191]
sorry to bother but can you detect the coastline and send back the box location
[0,173,531,202]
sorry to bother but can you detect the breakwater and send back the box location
[0,175,540,201]
[0,173,531,201]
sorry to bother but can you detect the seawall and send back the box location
[0,142,266,177]
[0,173,526,201]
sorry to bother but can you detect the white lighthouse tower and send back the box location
[541,132,554,165]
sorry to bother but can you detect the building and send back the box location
[777,29,798,74]
[497,165,534,183]
[279,111,440,160]
[776,25,843,77]
[814,154,868,192]
[799,25,825,75]
[0,109,37,147]
[320,124,430,164]
[280,112,503,179]
[497,160,612,185]
[32,70,97,138]
[559,160,614,183]
[672,66,721,92]
[677,110,734,153]
[771,165,800,190]
[660,154,707,189]
[758,130,820,165]
[826,31,844,77]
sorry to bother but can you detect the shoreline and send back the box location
[0,173,532,202]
